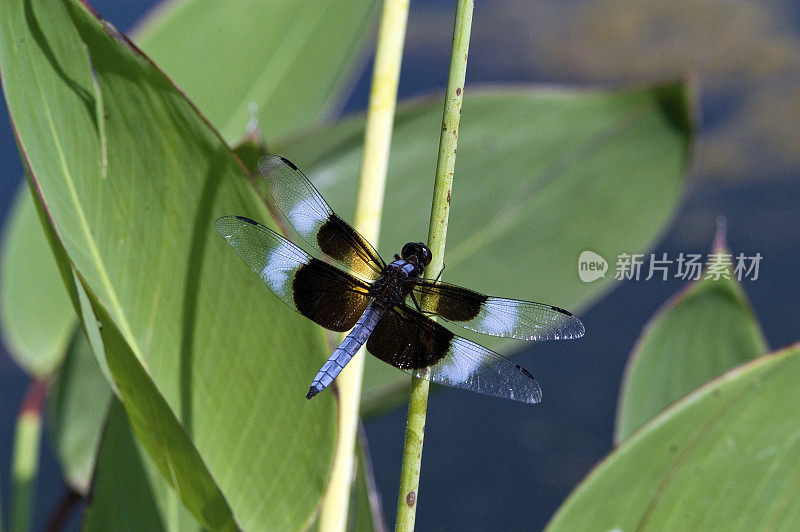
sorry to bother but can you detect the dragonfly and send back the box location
[215,155,585,403]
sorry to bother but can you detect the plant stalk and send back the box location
[10,379,47,532]
[318,0,410,530]
[395,1,473,530]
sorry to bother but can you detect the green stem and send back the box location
[318,0,410,530]
[395,1,473,530]
[10,379,47,532]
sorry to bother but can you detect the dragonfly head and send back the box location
[401,242,432,275]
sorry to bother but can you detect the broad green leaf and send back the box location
[49,328,112,494]
[133,0,378,143]
[0,183,75,376]
[79,288,236,531]
[547,343,800,531]
[0,0,377,377]
[276,84,694,408]
[1,0,336,529]
[615,243,768,443]
[83,399,167,532]
[84,399,199,532]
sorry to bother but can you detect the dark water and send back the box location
[1,1,798,530]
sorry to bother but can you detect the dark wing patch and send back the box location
[410,280,486,321]
[366,304,453,370]
[293,259,371,332]
[259,155,385,280]
[215,215,370,332]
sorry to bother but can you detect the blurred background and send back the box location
[1,0,798,529]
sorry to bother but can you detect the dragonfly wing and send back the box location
[366,304,542,404]
[259,155,385,281]
[215,215,371,332]
[410,279,585,341]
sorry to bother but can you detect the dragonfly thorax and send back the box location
[368,242,431,303]
[370,259,418,304]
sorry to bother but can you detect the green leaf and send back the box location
[49,328,112,494]
[0,183,75,376]
[79,289,236,531]
[1,0,337,529]
[133,0,378,143]
[616,243,768,443]
[83,399,199,532]
[232,132,269,177]
[275,84,695,410]
[547,343,800,530]
[0,0,378,375]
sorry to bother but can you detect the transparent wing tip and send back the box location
[258,154,294,175]
[570,316,586,339]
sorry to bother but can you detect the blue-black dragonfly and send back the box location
[215,155,584,403]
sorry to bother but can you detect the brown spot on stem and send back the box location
[456,87,461,96]
[446,191,451,205]
[442,123,447,132]
[406,491,416,507]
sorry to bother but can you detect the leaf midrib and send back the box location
[28,31,141,358]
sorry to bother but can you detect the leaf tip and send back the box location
[650,80,696,141]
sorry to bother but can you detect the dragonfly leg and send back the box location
[432,262,446,284]
[409,291,423,312]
